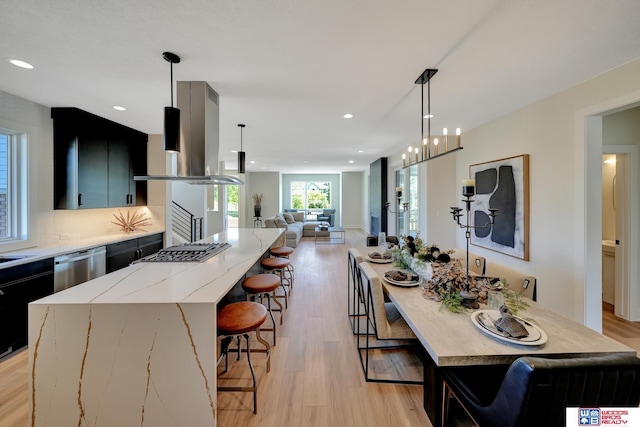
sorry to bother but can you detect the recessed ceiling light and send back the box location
[358,150,364,153]
[349,160,354,164]
[113,106,126,111]
[231,150,238,153]
[424,114,434,119]
[261,167,266,170]
[9,59,33,69]
[250,161,255,164]
[343,113,353,119]
[303,161,308,164]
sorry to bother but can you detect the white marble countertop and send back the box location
[0,229,165,269]
[30,228,283,305]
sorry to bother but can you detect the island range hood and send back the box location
[135,81,243,185]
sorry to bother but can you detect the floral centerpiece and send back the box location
[389,235,454,280]
[422,260,530,314]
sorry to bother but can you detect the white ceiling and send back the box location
[2,0,640,174]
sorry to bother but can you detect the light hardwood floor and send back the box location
[2,230,639,427]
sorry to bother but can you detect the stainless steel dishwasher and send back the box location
[54,246,107,292]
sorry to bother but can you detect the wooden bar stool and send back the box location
[269,246,295,287]
[242,274,283,345]
[217,301,271,414]
[260,257,291,309]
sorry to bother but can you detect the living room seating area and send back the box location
[264,211,322,247]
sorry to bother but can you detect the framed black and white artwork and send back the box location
[469,154,529,260]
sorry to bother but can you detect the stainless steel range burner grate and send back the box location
[140,242,231,262]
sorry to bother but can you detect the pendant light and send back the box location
[163,51,181,152]
[403,68,463,168]
[237,123,246,174]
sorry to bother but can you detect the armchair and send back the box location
[317,209,336,226]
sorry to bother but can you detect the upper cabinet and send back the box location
[52,107,148,209]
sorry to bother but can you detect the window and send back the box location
[0,126,28,246]
[290,181,331,212]
[0,133,8,238]
[226,185,239,228]
[395,168,405,234]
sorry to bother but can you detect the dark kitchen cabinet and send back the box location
[52,107,148,210]
[0,258,54,359]
[106,233,163,273]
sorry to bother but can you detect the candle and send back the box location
[434,138,439,156]
[414,147,419,163]
[443,128,448,151]
[396,186,402,199]
[408,146,413,164]
[402,153,406,167]
[456,128,461,148]
[462,178,475,197]
[422,137,427,161]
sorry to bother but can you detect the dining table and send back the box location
[355,247,637,425]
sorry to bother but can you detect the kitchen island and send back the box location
[28,227,283,427]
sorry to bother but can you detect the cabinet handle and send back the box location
[78,193,83,206]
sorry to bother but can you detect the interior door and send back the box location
[614,153,628,318]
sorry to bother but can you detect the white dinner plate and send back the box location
[471,310,548,346]
[383,270,421,287]
[365,254,393,264]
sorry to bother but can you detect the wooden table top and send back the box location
[356,248,636,367]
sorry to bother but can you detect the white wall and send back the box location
[455,57,640,325]
[601,157,616,241]
[425,153,457,249]
[341,171,363,228]
[246,171,280,223]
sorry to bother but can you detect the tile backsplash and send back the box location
[37,205,165,246]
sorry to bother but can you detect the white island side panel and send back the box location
[28,228,283,427]
[29,302,216,426]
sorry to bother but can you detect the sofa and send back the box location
[264,212,326,247]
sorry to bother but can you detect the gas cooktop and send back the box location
[140,242,231,263]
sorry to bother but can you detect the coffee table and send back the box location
[315,226,345,244]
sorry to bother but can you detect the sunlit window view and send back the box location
[0,134,9,239]
[290,181,331,213]
[226,185,239,228]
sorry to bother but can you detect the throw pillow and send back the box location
[264,217,277,228]
[274,216,288,229]
[283,212,295,224]
[292,212,305,222]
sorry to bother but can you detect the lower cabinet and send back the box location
[106,233,163,273]
[0,258,54,358]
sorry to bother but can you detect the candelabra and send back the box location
[385,201,409,214]
[450,180,498,306]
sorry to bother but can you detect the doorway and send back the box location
[601,146,637,321]
[584,104,640,330]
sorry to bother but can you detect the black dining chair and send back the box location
[441,354,640,427]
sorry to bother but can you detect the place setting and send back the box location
[365,250,393,263]
[383,269,421,287]
[470,305,548,346]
